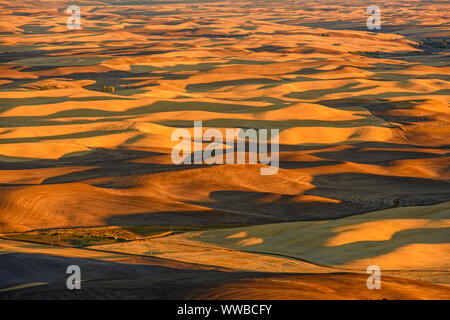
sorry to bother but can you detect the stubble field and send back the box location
[0,0,449,300]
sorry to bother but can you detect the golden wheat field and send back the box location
[0,0,449,300]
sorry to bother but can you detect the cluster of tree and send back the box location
[40,83,59,90]
[348,51,370,57]
[102,85,115,93]
[419,38,448,49]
